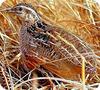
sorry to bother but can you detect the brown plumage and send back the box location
[3,3,97,79]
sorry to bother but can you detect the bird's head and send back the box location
[1,3,40,22]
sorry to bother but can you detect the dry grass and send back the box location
[0,0,100,90]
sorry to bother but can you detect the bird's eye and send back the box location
[19,7,23,11]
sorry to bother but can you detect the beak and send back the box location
[0,8,15,13]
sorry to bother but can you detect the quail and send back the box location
[2,3,97,79]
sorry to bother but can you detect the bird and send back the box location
[2,3,97,79]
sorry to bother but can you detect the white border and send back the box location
[0,0,5,6]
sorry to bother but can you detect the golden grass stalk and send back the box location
[0,0,99,89]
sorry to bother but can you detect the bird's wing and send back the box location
[23,24,97,79]
[30,26,96,66]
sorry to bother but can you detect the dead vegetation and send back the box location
[0,0,100,90]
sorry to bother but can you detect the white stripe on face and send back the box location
[17,6,40,21]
